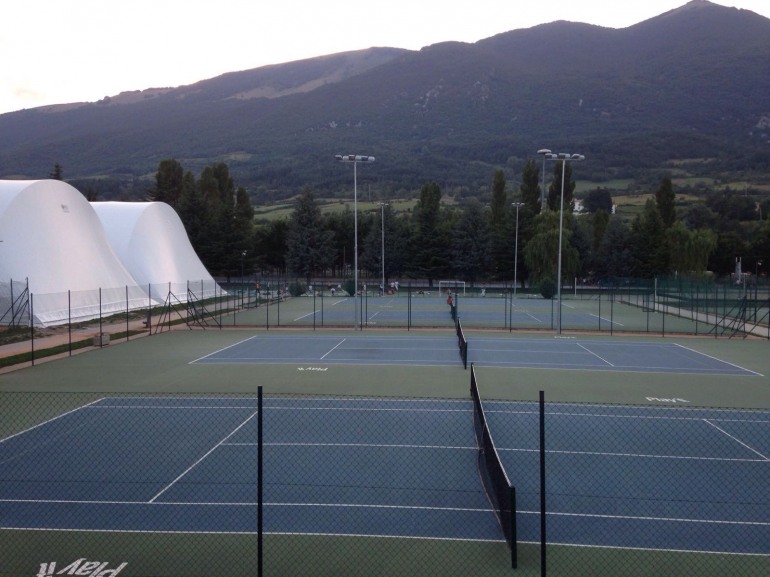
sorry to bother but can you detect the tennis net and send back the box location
[470,364,517,568]
[456,318,468,369]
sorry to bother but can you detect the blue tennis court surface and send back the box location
[191,334,760,376]
[1,395,767,555]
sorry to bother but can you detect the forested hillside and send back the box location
[1,1,769,202]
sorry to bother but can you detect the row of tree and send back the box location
[149,159,770,289]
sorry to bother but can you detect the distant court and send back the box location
[191,334,760,376]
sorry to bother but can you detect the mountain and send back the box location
[1,0,769,201]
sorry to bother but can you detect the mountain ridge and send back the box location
[1,0,768,199]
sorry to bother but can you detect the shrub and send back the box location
[537,277,557,299]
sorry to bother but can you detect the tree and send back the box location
[451,198,490,285]
[709,231,746,276]
[411,182,451,285]
[683,204,718,230]
[285,190,334,284]
[667,223,716,276]
[361,204,406,286]
[488,169,510,279]
[594,217,633,280]
[196,164,236,276]
[177,171,206,261]
[689,229,718,275]
[583,189,614,214]
[81,184,99,201]
[747,219,770,276]
[519,160,541,214]
[233,187,256,275]
[324,209,355,278]
[667,221,694,275]
[151,159,184,207]
[523,210,579,285]
[49,163,63,180]
[489,169,507,229]
[546,161,576,213]
[655,176,676,227]
[254,220,288,274]
[629,200,668,277]
[592,210,610,253]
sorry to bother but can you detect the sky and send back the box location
[2,0,769,115]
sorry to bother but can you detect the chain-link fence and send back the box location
[1,379,767,577]
[2,277,769,357]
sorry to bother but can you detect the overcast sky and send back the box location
[2,0,768,115]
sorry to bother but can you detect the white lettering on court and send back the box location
[646,397,690,403]
[36,559,127,577]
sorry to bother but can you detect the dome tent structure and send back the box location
[0,180,219,327]
[91,201,218,303]
[0,180,146,326]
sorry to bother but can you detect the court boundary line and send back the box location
[479,362,755,375]
[3,524,766,557]
[486,403,770,421]
[189,335,259,364]
[0,525,512,545]
[486,400,770,418]
[544,510,770,527]
[0,397,104,443]
[0,498,489,515]
[496,446,768,463]
[673,342,764,376]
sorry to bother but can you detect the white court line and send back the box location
[149,410,259,503]
[0,398,104,444]
[577,342,615,367]
[496,446,768,463]
[673,342,763,376]
[293,310,320,321]
[704,419,769,460]
[320,338,346,360]
[588,313,624,326]
[189,335,258,364]
[547,510,770,527]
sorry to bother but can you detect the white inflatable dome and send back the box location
[0,180,143,325]
[92,201,217,302]
[0,180,218,326]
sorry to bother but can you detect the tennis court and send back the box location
[2,392,767,555]
[191,333,757,376]
[1,329,768,576]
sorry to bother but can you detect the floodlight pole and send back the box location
[379,202,388,296]
[537,149,552,211]
[336,154,375,329]
[512,202,524,297]
[544,152,584,334]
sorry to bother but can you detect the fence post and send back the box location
[125,285,129,341]
[539,390,547,577]
[99,288,103,344]
[68,290,72,355]
[258,385,263,577]
[30,293,35,365]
